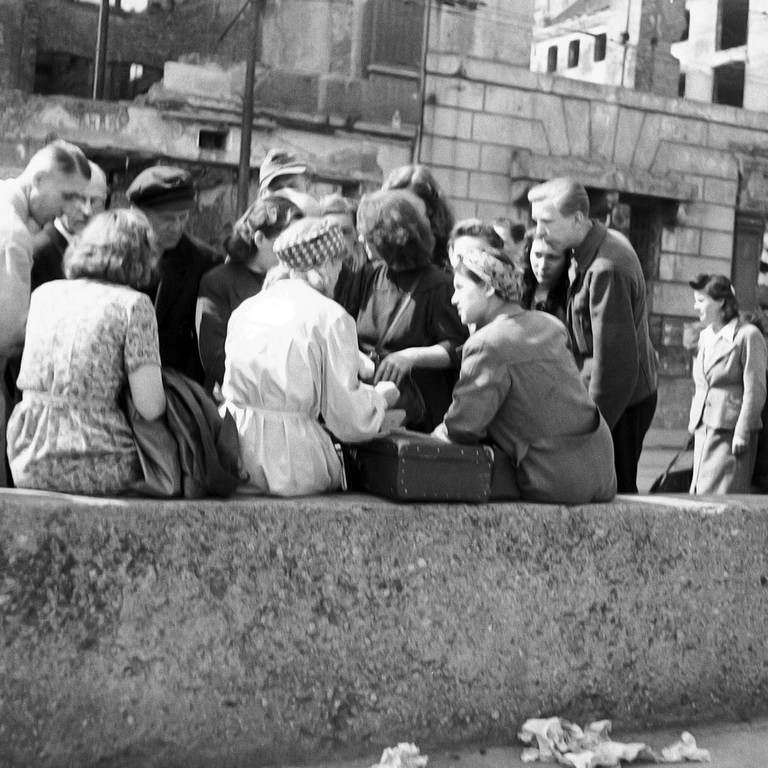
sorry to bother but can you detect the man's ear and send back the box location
[484,282,496,299]
[253,230,264,249]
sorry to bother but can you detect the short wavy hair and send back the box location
[382,164,454,267]
[225,194,304,263]
[356,189,435,271]
[64,208,159,290]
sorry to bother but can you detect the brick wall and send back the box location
[419,52,768,428]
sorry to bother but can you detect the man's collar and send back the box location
[571,220,606,270]
[53,218,74,243]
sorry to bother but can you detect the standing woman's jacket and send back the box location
[688,319,768,440]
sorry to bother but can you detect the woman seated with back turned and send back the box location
[338,189,468,432]
[432,234,616,503]
[7,209,165,495]
[221,218,400,497]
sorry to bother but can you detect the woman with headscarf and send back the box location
[688,273,767,494]
[432,236,616,503]
[221,218,400,496]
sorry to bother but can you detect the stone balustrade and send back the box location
[2,489,767,767]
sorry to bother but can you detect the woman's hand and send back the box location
[732,435,748,456]
[374,380,400,407]
[373,351,413,386]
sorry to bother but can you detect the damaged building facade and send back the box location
[4,0,768,429]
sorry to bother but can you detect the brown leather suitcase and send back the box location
[344,429,493,502]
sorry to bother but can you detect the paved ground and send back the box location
[301,718,768,768]
[637,427,692,494]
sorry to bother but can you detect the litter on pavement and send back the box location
[518,717,711,766]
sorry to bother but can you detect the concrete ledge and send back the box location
[2,490,768,767]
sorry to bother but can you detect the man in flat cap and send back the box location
[258,148,309,198]
[127,165,221,384]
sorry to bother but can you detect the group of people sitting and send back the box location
[2,140,763,501]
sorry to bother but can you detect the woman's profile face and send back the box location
[452,270,490,328]
[693,290,723,327]
[529,238,567,289]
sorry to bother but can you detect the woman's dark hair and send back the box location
[519,233,568,317]
[689,273,739,324]
[448,218,505,251]
[382,164,454,268]
[356,189,435,271]
[64,209,158,290]
[225,194,303,263]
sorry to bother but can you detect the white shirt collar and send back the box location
[53,218,74,243]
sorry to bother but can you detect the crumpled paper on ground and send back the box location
[518,717,710,766]
[370,743,428,768]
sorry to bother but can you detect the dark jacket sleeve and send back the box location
[427,275,469,367]
[196,269,229,391]
[586,265,640,429]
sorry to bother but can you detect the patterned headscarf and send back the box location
[455,242,524,302]
[273,219,345,271]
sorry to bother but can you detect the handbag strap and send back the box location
[660,434,695,478]
[374,270,423,359]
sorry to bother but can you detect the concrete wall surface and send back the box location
[2,490,768,767]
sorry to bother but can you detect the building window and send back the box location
[198,129,228,151]
[678,72,686,98]
[593,33,606,62]
[568,40,580,68]
[367,0,424,71]
[546,45,558,72]
[717,0,748,50]
[713,61,745,107]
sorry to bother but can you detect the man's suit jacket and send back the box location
[688,319,767,440]
[31,222,68,290]
[151,232,221,384]
[567,221,658,430]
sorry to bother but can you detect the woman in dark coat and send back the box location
[337,189,467,431]
[195,194,303,393]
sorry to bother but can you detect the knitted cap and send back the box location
[273,219,345,271]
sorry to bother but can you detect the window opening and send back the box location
[568,39,580,68]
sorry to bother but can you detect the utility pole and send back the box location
[237,0,263,214]
[92,0,110,100]
[413,0,433,164]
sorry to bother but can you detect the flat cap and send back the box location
[258,148,307,191]
[127,166,196,212]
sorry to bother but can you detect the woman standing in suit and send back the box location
[688,273,768,494]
